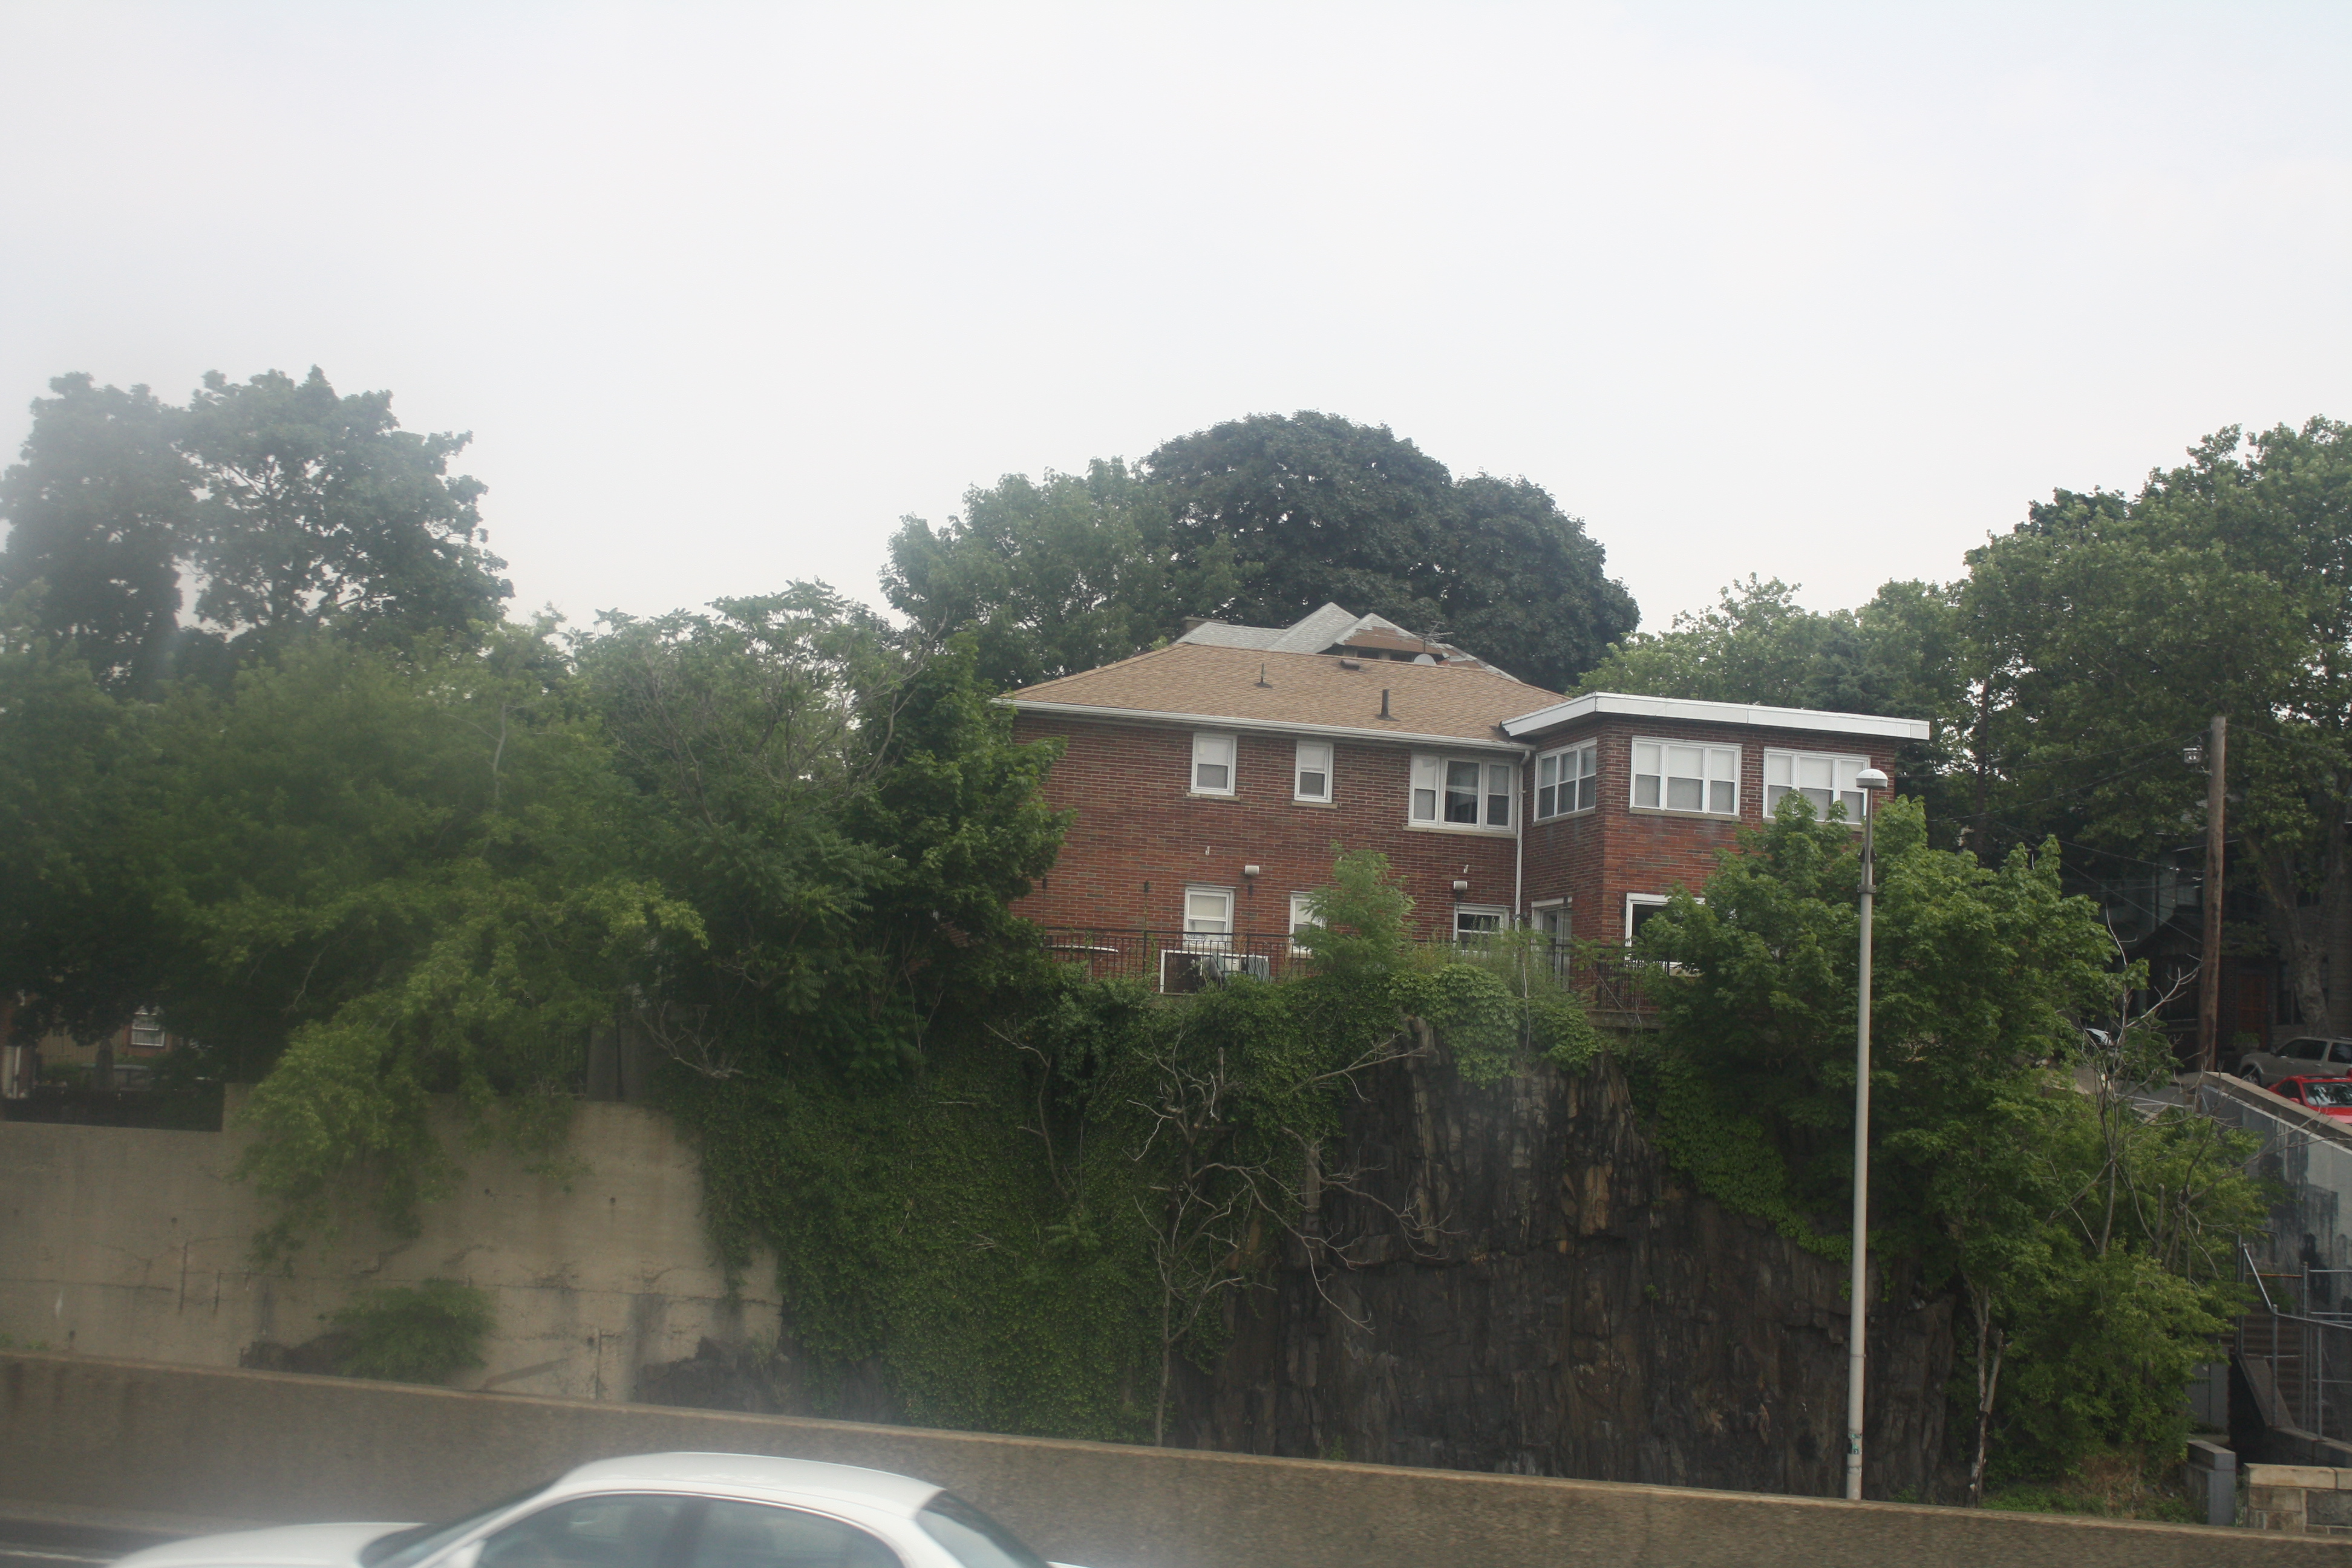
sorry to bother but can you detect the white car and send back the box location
[113,1452,1088,1568]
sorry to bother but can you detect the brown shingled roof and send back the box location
[1003,644,1561,745]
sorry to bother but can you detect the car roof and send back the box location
[552,1453,943,1516]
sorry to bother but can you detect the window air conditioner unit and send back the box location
[1160,949,1272,993]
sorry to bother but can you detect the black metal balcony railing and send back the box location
[1034,929,1306,991]
[1032,927,1656,1012]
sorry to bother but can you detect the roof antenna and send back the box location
[1380,688,1391,720]
[1256,661,1272,688]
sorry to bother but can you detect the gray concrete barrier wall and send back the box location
[0,1103,773,1402]
[2,1352,2342,1568]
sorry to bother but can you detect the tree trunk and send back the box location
[1155,1295,1173,1446]
[1966,1282,2004,1506]
[2247,829,2328,1040]
[2327,819,2352,1037]
[1970,683,1992,860]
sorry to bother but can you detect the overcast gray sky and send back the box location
[4,2,2347,635]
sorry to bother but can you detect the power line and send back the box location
[1977,820,2200,875]
[1984,729,2210,816]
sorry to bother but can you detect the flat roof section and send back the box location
[1501,691,1932,743]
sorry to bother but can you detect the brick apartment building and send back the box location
[999,606,1929,984]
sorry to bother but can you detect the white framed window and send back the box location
[1454,905,1508,945]
[1288,890,1318,955]
[1294,739,1333,803]
[1183,884,1234,949]
[1409,754,1515,829]
[1191,731,1236,795]
[1625,892,1671,944]
[1535,742,1597,819]
[1632,739,1739,817]
[1763,750,1872,822]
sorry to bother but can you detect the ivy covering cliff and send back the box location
[668,849,1601,1443]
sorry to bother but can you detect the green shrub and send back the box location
[328,1278,494,1383]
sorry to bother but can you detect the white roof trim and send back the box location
[1500,691,1931,743]
[998,696,1524,753]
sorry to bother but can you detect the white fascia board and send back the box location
[1500,691,1931,743]
[997,697,1524,754]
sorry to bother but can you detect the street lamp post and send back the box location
[1845,765,1892,1503]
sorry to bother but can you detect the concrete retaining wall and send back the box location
[2246,1463,2352,1535]
[0,1103,773,1401]
[2,1353,2342,1568]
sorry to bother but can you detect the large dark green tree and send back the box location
[0,375,191,692]
[0,619,166,1042]
[575,586,1070,1077]
[1,366,511,688]
[883,461,1237,692]
[1636,797,2262,1485]
[886,412,1637,693]
[1146,412,1636,691]
[1962,418,2352,1030]
[179,368,510,656]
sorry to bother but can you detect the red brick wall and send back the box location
[1011,714,1518,942]
[1013,710,1907,949]
[1520,717,1903,945]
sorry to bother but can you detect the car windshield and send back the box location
[2303,1082,2352,1108]
[362,1481,553,1568]
[915,1493,1051,1568]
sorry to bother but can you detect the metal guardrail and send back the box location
[2237,1240,2352,1448]
[1033,929,1656,1010]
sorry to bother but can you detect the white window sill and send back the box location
[1533,809,1598,825]
[1404,820,1516,836]
[1628,806,1740,823]
[1186,790,1240,800]
[1292,797,1338,808]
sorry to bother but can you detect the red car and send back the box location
[2267,1076,2352,1120]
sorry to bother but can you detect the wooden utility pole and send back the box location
[2200,714,2229,1074]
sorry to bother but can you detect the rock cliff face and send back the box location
[1173,1036,1958,1500]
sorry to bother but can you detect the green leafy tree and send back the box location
[0,375,192,692]
[1962,418,2352,1028]
[131,629,695,1244]
[887,413,1638,693]
[1635,797,2118,1244]
[1146,412,1636,691]
[1293,845,1414,994]
[883,460,1238,691]
[0,615,168,1043]
[1,366,509,691]
[1634,795,2261,1485]
[1578,576,1837,706]
[577,586,1070,1078]
[1580,575,1971,731]
[179,367,511,658]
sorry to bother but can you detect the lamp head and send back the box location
[1855,767,1890,792]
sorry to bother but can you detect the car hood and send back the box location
[115,1523,412,1568]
